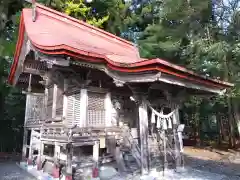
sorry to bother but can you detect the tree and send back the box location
[182,0,240,147]
[138,0,212,65]
[0,0,25,152]
[40,0,133,36]
[137,0,240,148]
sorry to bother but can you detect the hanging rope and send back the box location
[147,101,185,171]
[150,106,175,119]
[147,101,177,129]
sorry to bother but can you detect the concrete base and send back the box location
[140,175,157,180]
[17,161,100,180]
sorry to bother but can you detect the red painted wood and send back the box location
[8,3,233,89]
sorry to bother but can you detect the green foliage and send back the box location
[63,0,109,28]
[137,0,240,143]
[44,0,132,33]
[37,0,137,38]
[138,0,212,65]
[0,0,25,152]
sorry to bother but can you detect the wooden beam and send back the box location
[22,91,45,96]
[23,67,45,76]
[34,51,70,68]
[71,61,227,95]
[159,73,226,95]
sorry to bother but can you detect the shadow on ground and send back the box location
[183,154,240,179]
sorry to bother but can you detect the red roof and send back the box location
[8,4,233,89]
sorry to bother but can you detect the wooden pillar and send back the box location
[37,127,43,170]
[52,142,61,178]
[63,79,68,119]
[22,93,30,162]
[93,141,99,164]
[54,142,61,164]
[80,89,88,127]
[138,97,149,175]
[52,84,58,119]
[105,92,112,127]
[162,130,168,171]
[28,129,33,161]
[173,109,181,171]
[92,141,99,178]
[22,128,28,161]
[37,140,44,170]
[66,142,73,180]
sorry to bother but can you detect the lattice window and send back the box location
[56,87,63,117]
[66,92,81,127]
[25,94,45,126]
[66,95,74,126]
[46,86,53,119]
[73,93,81,126]
[87,92,105,126]
[35,96,45,122]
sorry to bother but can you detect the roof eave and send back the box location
[8,5,234,91]
[8,11,25,85]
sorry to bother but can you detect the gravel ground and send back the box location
[0,162,36,180]
[0,161,239,180]
[100,167,240,180]
[0,147,240,180]
[159,167,240,180]
[181,147,240,180]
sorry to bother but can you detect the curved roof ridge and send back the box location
[8,4,234,89]
[35,3,136,50]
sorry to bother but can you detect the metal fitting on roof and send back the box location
[32,0,37,22]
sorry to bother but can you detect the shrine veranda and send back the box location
[8,3,233,179]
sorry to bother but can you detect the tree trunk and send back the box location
[194,112,201,146]
[227,96,235,148]
[223,54,235,148]
[0,93,4,121]
[217,114,224,145]
[232,100,240,145]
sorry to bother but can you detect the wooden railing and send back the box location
[121,126,141,166]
